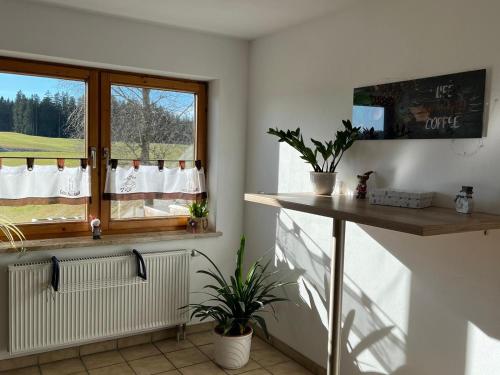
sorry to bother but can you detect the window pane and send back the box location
[110,84,195,220]
[0,72,87,224]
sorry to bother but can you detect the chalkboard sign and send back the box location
[352,69,486,139]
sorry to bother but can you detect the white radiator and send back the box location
[8,250,190,354]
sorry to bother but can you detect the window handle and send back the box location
[102,147,110,166]
[90,147,97,169]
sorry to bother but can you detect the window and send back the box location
[0,58,207,239]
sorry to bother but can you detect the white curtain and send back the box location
[104,165,206,201]
[0,165,90,205]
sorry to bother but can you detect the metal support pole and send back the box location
[327,219,346,375]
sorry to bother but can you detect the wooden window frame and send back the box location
[0,57,99,239]
[0,57,207,239]
[100,72,207,234]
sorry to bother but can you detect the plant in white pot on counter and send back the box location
[268,120,360,195]
[183,236,290,369]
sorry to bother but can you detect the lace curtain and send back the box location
[0,163,90,205]
[103,164,206,201]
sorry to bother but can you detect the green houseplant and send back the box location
[184,236,289,369]
[0,215,25,252]
[186,200,209,233]
[268,119,360,195]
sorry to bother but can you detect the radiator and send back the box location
[8,250,190,354]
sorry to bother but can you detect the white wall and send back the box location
[0,0,248,358]
[245,0,500,374]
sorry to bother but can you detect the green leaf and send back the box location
[184,236,290,337]
[252,315,270,339]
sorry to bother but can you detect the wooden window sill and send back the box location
[0,230,222,253]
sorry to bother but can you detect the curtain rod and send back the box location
[0,156,196,162]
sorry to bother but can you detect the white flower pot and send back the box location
[310,172,337,195]
[213,327,253,369]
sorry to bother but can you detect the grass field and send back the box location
[0,132,192,165]
[0,132,192,224]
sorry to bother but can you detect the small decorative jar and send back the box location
[187,217,208,233]
[454,186,473,214]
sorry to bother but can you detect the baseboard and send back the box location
[0,321,321,373]
[0,321,213,372]
[254,327,327,375]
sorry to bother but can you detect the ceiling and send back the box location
[26,0,345,39]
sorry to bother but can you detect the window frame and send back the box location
[100,72,207,234]
[0,57,100,239]
[0,57,208,239]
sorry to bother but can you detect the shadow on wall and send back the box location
[274,210,409,374]
[270,206,500,375]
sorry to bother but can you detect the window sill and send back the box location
[0,230,222,253]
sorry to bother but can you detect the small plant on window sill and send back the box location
[182,236,291,370]
[0,215,26,253]
[267,119,360,195]
[186,200,209,234]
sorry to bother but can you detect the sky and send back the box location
[0,72,85,99]
[352,105,385,131]
[0,72,194,117]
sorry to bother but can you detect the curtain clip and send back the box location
[133,160,140,170]
[26,157,34,171]
[57,158,65,171]
[158,160,165,171]
[81,158,88,170]
[110,159,118,170]
[195,160,202,170]
[179,160,186,170]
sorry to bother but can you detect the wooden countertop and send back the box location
[244,193,500,236]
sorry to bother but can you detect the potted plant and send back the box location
[184,236,289,369]
[0,215,26,252]
[186,200,209,233]
[268,120,360,195]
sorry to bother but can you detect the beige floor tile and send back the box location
[81,350,124,370]
[39,347,79,364]
[154,339,193,354]
[239,370,271,375]
[155,371,181,375]
[197,344,214,360]
[40,358,86,375]
[0,355,38,372]
[120,343,161,361]
[250,347,289,368]
[117,333,151,349]
[88,363,134,375]
[266,361,312,375]
[152,329,176,342]
[178,361,225,375]
[187,331,213,346]
[80,340,117,356]
[223,359,261,374]
[0,366,41,375]
[165,348,209,368]
[251,337,272,352]
[128,354,174,375]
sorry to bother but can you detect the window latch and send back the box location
[90,147,97,169]
[102,147,110,166]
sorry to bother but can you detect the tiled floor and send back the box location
[1,330,312,375]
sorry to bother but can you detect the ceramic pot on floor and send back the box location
[213,327,253,369]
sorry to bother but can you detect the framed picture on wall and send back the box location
[352,69,486,140]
